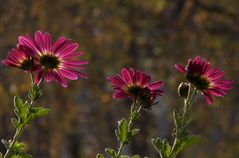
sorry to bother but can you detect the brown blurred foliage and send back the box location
[0,0,238,157]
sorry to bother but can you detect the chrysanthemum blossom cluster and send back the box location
[107,68,164,109]
[2,31,88,87]
[175,56,232,105]
[2,31,232,105]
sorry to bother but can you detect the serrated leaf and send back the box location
[21,103,30,118]
[2,139,10,149]
[116,118,129,144]
[10,154,33,158]
[15,101,30,122]
[9,142,33,158]
[28,85,42,101]
[173,110,182,129]
[14,96,24,113]
[96,153,105,158]
[162,139,171,157]
[30,107,50,117]
[12,141,25,154]
[173,135,201,155]
[152,138,163,154]
[130,129,140,137]
[120,155,130,158]
[25,107,50,124]
[152,138,171,158]
[131,111,139,121]
[105,148,117,158]
[11,118,19,128]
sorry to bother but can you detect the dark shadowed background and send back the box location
[0,0,238,157]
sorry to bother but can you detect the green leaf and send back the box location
[28,85,42,101]
[162,139,171,157]
[11,118,19,128]
[12,141,25,153]
[131,111,140,121]
[30,107,50,117]
[14,96,27,119]
[2,139,10,149]
[105,148,117,158]
[152,138,163,154]
[14,96,24,112]
[96,153,105,158]
[115,118,129,144]
[10,154,33,158]
[173,135,201,155]
[151,138,171,158]
[132,155,140,158]
[0,152,2,158]
[25,107,50,124]
[120,155,130,158]
[14,98,30,123]
[8,141,33,158]
[173,110,182,130]
[130,129,140,137]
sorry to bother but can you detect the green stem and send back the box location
[3,73,42,158]
[170,84,197,158]
[116,100,141,157]
[116,142,124,157]
[29,72,34,85]
[4,126,25,158]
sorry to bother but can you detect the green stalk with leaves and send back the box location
[152,83,200,158]
[152,56,232,157]
[97,68,164,158]
[1,74,49,158]
[1,31,88,158]
[97,100,143,158]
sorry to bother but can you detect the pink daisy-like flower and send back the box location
[107,68,164,109]
[18,31,88,87]
[2,48,35,71]
[175,56,232,105]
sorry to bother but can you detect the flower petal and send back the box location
[203,92,213,105]
[148,81,164,90]
[55,43,78,57]
[174,64,186,73]
[52,71,67,87]
[121,68,133,84]
[44,71,53,82]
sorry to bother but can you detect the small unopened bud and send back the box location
[178,82,189,98]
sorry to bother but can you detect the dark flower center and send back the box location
[126,85,142,96]
[186,72,210,90]
[40,54,60,69]
[127,85,155,109]
[138,87,155,109]
[20,58,34,70]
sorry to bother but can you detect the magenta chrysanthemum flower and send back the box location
[18,31,88,87]
[107,68,164,109]
[2,48,35,71]
[175,56,232,105]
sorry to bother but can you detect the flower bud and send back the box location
[178,82,189,98]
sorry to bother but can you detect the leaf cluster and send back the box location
[152,110,200,158]
[1,85,48,158]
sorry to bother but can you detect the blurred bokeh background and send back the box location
[0,0,238,157]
